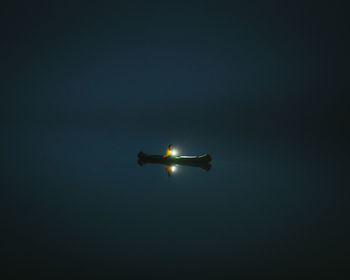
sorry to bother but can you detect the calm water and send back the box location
[2,1,349,277]
[2,124,347,278]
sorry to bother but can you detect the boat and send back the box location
[137,151,212,171]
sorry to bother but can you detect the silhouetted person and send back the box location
[163,144,173,157]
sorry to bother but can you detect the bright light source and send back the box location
[171,166,177,172]
[171,149,178,156]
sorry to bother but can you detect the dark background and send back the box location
[1,1,349,279]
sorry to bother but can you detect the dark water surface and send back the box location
[2,1,349,278]
[2,124,347,278]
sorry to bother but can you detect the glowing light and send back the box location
[171,149,178,156]
[171,166,177,172]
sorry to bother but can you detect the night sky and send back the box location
[1,1,349,279]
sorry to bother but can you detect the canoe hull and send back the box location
[137,151,212,171]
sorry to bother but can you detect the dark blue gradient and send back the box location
[1,1,349,279]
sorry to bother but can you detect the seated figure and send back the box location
[163,144,173,157]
